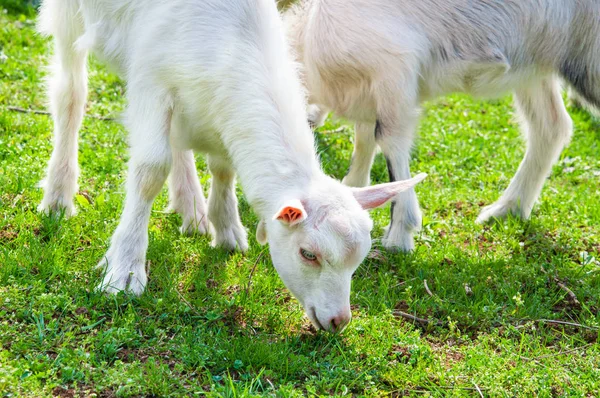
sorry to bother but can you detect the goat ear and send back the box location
[256,220,268,245]
[273,199,307,226]
[352,173,427,210]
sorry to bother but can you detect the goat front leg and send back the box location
[168,149,209,235]
[377,119,421,252]
[374,72,422,251]
[39,14,88,217]
[207,154,248,252]
[98,90,172,295]
[342,121,378,187]
[477,78,573,223]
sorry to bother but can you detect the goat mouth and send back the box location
[309,307,325,331]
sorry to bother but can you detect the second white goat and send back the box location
[285,0,600,251]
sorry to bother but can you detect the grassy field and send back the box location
[1,7,600,397]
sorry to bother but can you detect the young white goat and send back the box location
[37,0,425,333]
[285,0,600,251]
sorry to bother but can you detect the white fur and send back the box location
[286,0,600,251]
[38,0,425,332]
[168,150,209,236]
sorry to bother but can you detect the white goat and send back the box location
[37,0,425,332]
[285,0,600,251]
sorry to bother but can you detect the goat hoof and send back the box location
[38,197,76,219]
[97,256,147,296]
[210,224,248,253]
[476,200,525,224]
[381,224,415,252]
[179,214,209,236]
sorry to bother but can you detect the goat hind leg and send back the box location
[207,155,248,252]
[168,149,209,235]
[477,78,573,223]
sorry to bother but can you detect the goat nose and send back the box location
[329,311,352,333]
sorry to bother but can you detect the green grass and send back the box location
[1,8,599,397]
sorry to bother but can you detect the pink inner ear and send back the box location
[277,207,303,223]
[353,186,396,210]
[353,173,427,210]
[362,194,391,209]
[290,210,302,221]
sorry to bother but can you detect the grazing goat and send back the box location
[37,0,425,332]
[285,0,600,251]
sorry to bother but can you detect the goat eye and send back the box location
[300,249,317,262]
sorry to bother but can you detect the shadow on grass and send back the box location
[355,218,599,338]
[1,1,39,16]
[66,208,598,340]
[27,201,598,360]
